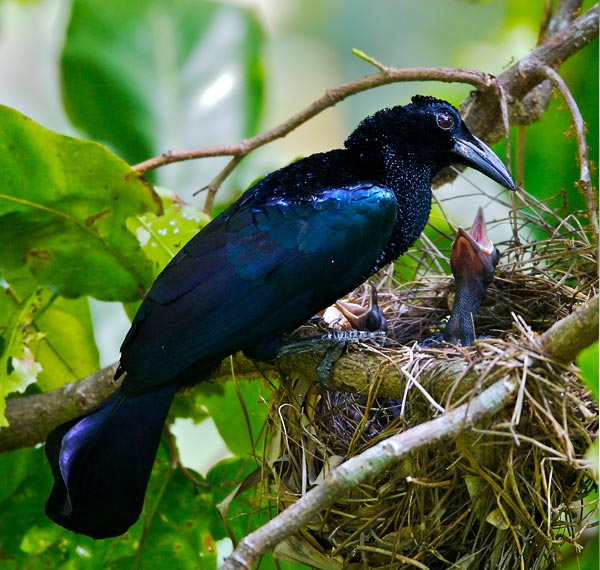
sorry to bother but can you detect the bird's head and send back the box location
[335,283,387,333]
[450,206,500,287]
[345,95,516,192]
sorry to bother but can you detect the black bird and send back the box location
[444,207,500,346]
[45,95,515,539]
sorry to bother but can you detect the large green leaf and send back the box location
[196,379,270,457]
[132,448,218,569]
[61,0,264,176]
[0,442,219,569]
[0,447,56,563]
[0,105,161,301]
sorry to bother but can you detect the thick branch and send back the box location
[539,294,599,362]
[220,376,518,570]
[0,365,120,453]
[459,2,598,140]
[1,296,596,453]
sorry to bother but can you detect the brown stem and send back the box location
[132,66,492,177]
[131,4,598,205]
[534,65,599,235]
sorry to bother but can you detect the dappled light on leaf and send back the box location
[0,105,161,301]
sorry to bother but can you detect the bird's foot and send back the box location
[278,329,386,389]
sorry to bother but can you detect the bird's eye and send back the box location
[436,113,454,130]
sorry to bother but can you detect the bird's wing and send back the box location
[118,182,397,394]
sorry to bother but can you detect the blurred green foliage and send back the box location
[62,0,264,169]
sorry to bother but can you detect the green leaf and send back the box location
[127,187,210,278]
[197,379,271,457]
[61,0,264,168]
[0,441,221,568]
[206,456,266,541]
[0,447,54,560]
[0,105,162,301]
[34,295,100,391]
[577,341,599,402]
[134,461,218,569]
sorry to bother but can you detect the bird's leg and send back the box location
[279,283,388,388]
[279,329,386,388]
[315,341,345,390]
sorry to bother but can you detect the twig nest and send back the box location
[267,334,596,569]
[264,194,598,569]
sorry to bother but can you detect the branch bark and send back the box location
[0,365,120,453]
[1,295,596,453]
[539,294,599,362]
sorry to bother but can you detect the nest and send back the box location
[263,187,599,569]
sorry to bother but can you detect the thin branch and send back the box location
[535,64,599,235]
[130,4,598,212]
[133,67,492,175]
[201,156,244,216]
[142,67,493,214]
[220,376,519,570]
[132,66,493,190]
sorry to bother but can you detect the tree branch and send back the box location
[0,365,120,453]
[539,294,599,362]
[130,3,598,213]
[220,376,519,570]
[534,64,599,234]
[134,67,495,212]
[1,294,596,453]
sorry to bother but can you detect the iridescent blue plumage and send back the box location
[45,96,515,538]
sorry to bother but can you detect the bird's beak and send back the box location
[451,207,499,282]
[452,134,516,191]
[465,206,495,255]
[336,283,387,332]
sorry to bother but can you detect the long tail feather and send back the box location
[45,384,176,539]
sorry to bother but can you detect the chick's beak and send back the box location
[451,207,500,284]
[336,284,387,333]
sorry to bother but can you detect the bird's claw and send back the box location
[279,329,387,389]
